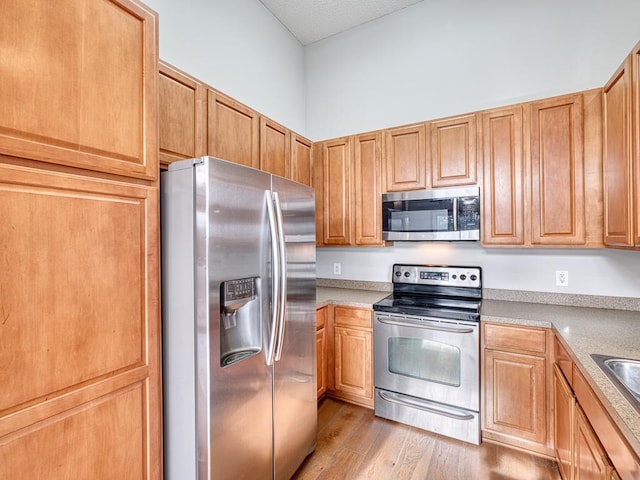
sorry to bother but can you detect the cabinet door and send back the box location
[431,114,478,187]
[291,134,313,187]
[0,0,158,180]
[483,349,547,446]
[334,326,373,401]
[554,365,575,480]
[159,62,206,168]
[316,307,328,399]
[313,143,325,246]
[259,117,290,178]
[530,93,585,245]
[481,106,525,246]
[603,58,634,248]
[0,163,161,479]
[633,42,640,248]
[322,138,352,245]
[575,406,613,480]
[385,124,427,192]
[207,89,259,169]
[353,132,383,246]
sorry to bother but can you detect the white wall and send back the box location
[317,245,640,298]
[305,0,640,140]
[144,0,307,135]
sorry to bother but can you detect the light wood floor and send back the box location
[292,398,561,480]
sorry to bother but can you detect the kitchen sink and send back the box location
[591,354,640,412]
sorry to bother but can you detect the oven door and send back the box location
[374,312,479,411]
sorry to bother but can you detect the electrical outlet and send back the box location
[333,263,342,275]
[556,270,569,287]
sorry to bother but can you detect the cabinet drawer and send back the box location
[554,334,573,385]
[334,306,372,329]
[483,323,547,355]
[316,306,328,330]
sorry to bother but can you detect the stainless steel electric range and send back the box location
[373,264,482,445]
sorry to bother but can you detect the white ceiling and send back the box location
[259,0,425,45]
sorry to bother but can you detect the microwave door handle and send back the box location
[452,197,458,231]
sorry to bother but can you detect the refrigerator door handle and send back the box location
[265,190,280,366]
[272,191,287,361]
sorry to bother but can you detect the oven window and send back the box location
[388,337,461,387]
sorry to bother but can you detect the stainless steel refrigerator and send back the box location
[161,156,317,480]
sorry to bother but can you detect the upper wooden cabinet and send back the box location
[353,132,384,246]
[529,93,586,245]
[291,134,313,187]
[207,89,259,169]
[482,106,526,245]
[603,43,639,249]
[0,0,158,180]
[430,114,478,187]
[158,62,206,169]
[385,123,427,192]
[322,138,352,245]
[259,116,290,178]
[482,91,602,248]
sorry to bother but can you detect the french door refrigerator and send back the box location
[161,157,317,480]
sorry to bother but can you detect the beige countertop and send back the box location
[316,286,389,309]
[482,299,640,457]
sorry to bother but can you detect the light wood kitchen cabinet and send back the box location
[291,134,313,187]
[316,306,328,399]
[313,143,325,246]
[159,62,207,169]
[553,334,640,480]
[0,162,161,479]
[482,323,552,456]
[482,105,526,245]
[0,0,158,180]
[430,114,478,187]
[385,123,427,192]
[575,405,613,480]
[482,90,603,248]
[322,137,352,245]
[207,89,260,169]
[353,132,384,245]
[329,306,374,408]
[0,1,161,478]
[603,41,640,249]
[554,364,575,480]
[259,116,290,178]
[530,93,586,246]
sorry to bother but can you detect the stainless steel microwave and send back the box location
[382,186,480,241]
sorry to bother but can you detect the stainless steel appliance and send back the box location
[373,264,482,444]
[161,156,317,479]
[382,186,480,241]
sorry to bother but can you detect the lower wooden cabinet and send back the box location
[482,322,552,456]
[327,305,374,408]
[316,306,328,399]
[552,334,638,480]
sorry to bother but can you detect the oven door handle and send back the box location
[377,390,476,421]
[376,316,475,334]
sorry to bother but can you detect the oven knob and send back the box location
[460,274,467,281]
[404,271,410,277]
[395,271,402,277]
[470,274,478,281]
[452,274,457,279]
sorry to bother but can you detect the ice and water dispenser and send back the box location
[219,277,262,367]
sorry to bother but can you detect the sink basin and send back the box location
[591,354,640,412]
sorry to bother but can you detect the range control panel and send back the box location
[392,264,481,288]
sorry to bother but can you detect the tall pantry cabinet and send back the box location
[0,1,162,478]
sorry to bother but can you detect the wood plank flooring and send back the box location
[292,398,561,480]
